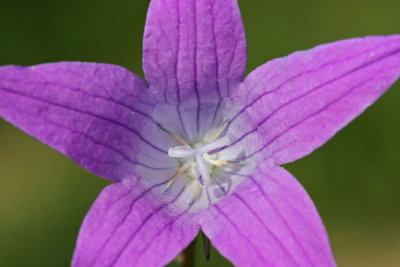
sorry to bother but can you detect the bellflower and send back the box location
[1,0,399,266]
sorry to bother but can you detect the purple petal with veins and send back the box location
[225,35,400,166]
[72,182,200,267]
[1,0,399,266]
[201,166,335,266]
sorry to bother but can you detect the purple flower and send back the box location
[0,0,399,266]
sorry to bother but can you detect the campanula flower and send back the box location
[1,0,399,266]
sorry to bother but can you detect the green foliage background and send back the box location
[0,0,399,266]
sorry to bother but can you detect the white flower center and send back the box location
[168,137,230,187]
[136,100,255,211]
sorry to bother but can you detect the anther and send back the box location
[207,159,248,167]
[158,124,189,146]
[210,118,229,141]
[168,136,231,187]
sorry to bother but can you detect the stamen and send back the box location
[210,118,229,141]
[158,124,189,146]
[197,137,230,154]
[171,134,190,147]
[163,164,189,193]
[188,182,201,206]
[207,159,249,167]
[168,136,231,188]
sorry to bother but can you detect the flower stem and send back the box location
[177,238,196,267]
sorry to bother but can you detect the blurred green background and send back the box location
[0,0,399,266]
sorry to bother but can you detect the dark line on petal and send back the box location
[6,73,156,121]
[211,100,222,132]
[248,176,316,266]
[43,116,171,171]
[213,205,270,265]
[261,171,327,231]
[175,0,190,139]
[88,179,172,266]
[131,206,194,266]
[215,179,227,195]
[210,0,223,127]
[153,50,169,103]
[232,193,300,266]
[194,0,201,139]
[0,86,168,154]
[227,38,239,95]
[46,68,156,109]
[243,62,400,160]
[205,187,212,206]
[227,47,400,152]
[3,77,161,130]
[225,40,400,133]
[156,0,177,103]
[109,184,188,266]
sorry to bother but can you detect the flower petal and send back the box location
[226,35,400,164]
[143,0,246,140]
[143,0,246,102]
[0,62,168,181]
[201,166,336,266]
[72,182,200,267]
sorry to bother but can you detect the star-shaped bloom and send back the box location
[1,0,399,266]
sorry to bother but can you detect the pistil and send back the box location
[168,136,230,187]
